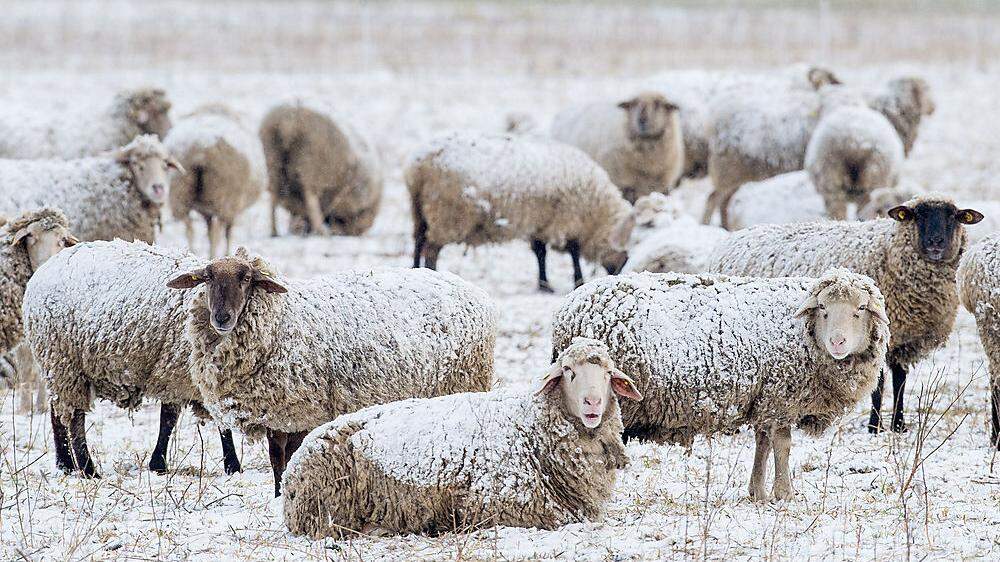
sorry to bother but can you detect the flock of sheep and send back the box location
[1,64,1000,541]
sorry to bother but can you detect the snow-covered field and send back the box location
[3,1,1000,560]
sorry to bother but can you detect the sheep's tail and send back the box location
[405,166,427,268]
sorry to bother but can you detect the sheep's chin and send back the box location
[580,413,602,428]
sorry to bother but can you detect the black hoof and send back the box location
[538,282,555,294]
[224,459,243,475]
[149,457,168,475]
[81,467,102,479]
[56,460,75,475]
[891,419,908,433]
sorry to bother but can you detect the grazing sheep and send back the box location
[282,337,642,538]
[23,240,241,478]
[259,101,383,237]
[726,171,827,230]
[958,233,1000,448]
[407,131,634,291]
[552,269,889,501]
[857,186,920,221]
[868,77,935,156]
[0,134,183,244]
[551,92,684,202]
[805,105,904,219]
[165,105,265,258]
[708,195,984,433]
[0,88,172,159]
[623,193,729,273]
[167,249,498,495]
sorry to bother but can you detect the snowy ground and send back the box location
[3,2,1000,560]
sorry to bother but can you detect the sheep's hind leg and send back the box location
[220,429,242,475]
[51,409,76,474]
[567,240,584,288]
[868,368,886,434]
[748,428,771,501]
[889,362,907,433]
[531,239,553,293]
[149,403,180,474]
[70,409,99,478]
[423,244,442,270]
[700,190,719,225]
[770,426,794,500]
[267,430,289,497]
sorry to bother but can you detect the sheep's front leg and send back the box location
[70,409,99,478]
[868,368,886,433]
[268,430,289,497]
[51,409,76,474]
[531,239,553,293]
[749,428,771,501]
[771,426,794,500]
[700,190,720,225]
[220,429,242,475]
[889,362,908,433]
[566,239,584,288]
[149,402,180,474]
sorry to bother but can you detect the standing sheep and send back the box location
[552,269,889,500]
[707,195,984,433]
[0,134,183,244]
[958,233,1000,448]
[0,88,172,159]
[165,105,265,258]
[166,250,498,495]
[23,240,241,478]
[868,77,935,156]
[282,338,642,538]
[259,101,383,237]
[551,92,685,203]
[407,131,635,291]
[805,105,904,219]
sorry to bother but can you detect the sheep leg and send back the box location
[424,244,441,270]
[70,409,99,478]
[531,239,553,293]
[284,430,308,466]
[889,362,907,433]
[303,191,330,236]
[51,409,76,474]
[718,191,735,230]
[700,190,719,225]
[270,195,279,237]
[183,216,195,253]
[748,428,772,501]
[149,403,180,474]
[771,426,794,500]
[567,239,584,288]
[826,198,848,221]
[413,217,427,268]
[219,429,242,475]
[224,222,233,258]
[868,369,886,434]
[207,216,225,260]
[267,430,289,497]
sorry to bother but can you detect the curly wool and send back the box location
[708,195,966,369]
[406,131,632,264]
[551,271,889,442]
[868,77,933,156]
[283,341,627,538]
[23,240,205,424]
[726,171,827,230]
[624,194,729,273]
[957,234,1000,438]
[185,265,497,439]
[0,88,170,159]
[259,101,383,235]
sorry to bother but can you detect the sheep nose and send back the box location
[583,396,602,407]
[830,335,846,347]
[215,311,232,325]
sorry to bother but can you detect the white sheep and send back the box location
[958,233,1000,448]
[622,193,729,273]
[259,101,383,236]
[406,131,635,291]
[551,92,685,203]
[23,240,242,478]
[166,249,498,496]
[552,269,889,500]
[867,77,935,156]
[282,337,643,538]
[0,135,184,244]
[165,105,265,258]
[856,186,921,221]
[0,88,172,159]
[726,171,827,230]
[805,105,904,219]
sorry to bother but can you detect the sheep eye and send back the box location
[821,312,828,319]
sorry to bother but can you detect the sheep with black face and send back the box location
[708,194,984,433]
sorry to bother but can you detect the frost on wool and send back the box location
[726,171,827,230]
[165,108,266,190]
[623,193,729,273]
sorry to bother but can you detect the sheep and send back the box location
[867,77,935,156]
[22,240,242,478]
[551,269,889,501]
[0,88,171,159]
[726,171,827,230]
[947,199,1000,246]
[857,186,920,221]
[407,131,635,291]
[166,249,498,496]
[0,134,184,244]
[805,105,904,219]
[622,193,729,273]
[958,233,1000,448]
[164,105,265,258]
[707,194,984,433]
[551,92,684,203]
[282,337,643,538]
[0,209,77,413]
[504,112,538,134]
[259,101,383,237]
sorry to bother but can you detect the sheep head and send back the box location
[4,208,77,270]
[122,88,173,138]
[796,269,889,361]
[536,337,642,429]
[887,195,983,263]
[166,247,287,335]
[618,91,680,141]
[111,134,184,206]
[807,67,842,90]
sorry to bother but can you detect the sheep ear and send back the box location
[64,234,80,247]
[610,368,643,401]
[111,147,131,164]
[866,301,890,327]
[659,100,680,112]
[166,268,207,289]
[887,206,913,222]
[11,226,32,246]
[617,99,636,111]
[794,294,819,318]
[957,209,984,225]
[166,156,185,175]
[252,270,288,294]
[534,363,565,396]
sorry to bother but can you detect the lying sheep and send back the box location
[868,77,935,156]
[407,131,634,291]
[23,240,241,478]
[282,337,642,538]
[708,195,984,433]
[623,193,729,273]
[165,105,265,258]
[0,135,183,244]
[167,249,498,495]
[552,269,889,501]
[726,171,827,230]
[259,101,383,237]
[551,92,684,202]
[958,233,1000,448]
[805,105,904,219]
[0,88,172,159]
[857,186,920,221]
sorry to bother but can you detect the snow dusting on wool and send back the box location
[727,170,827,230]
